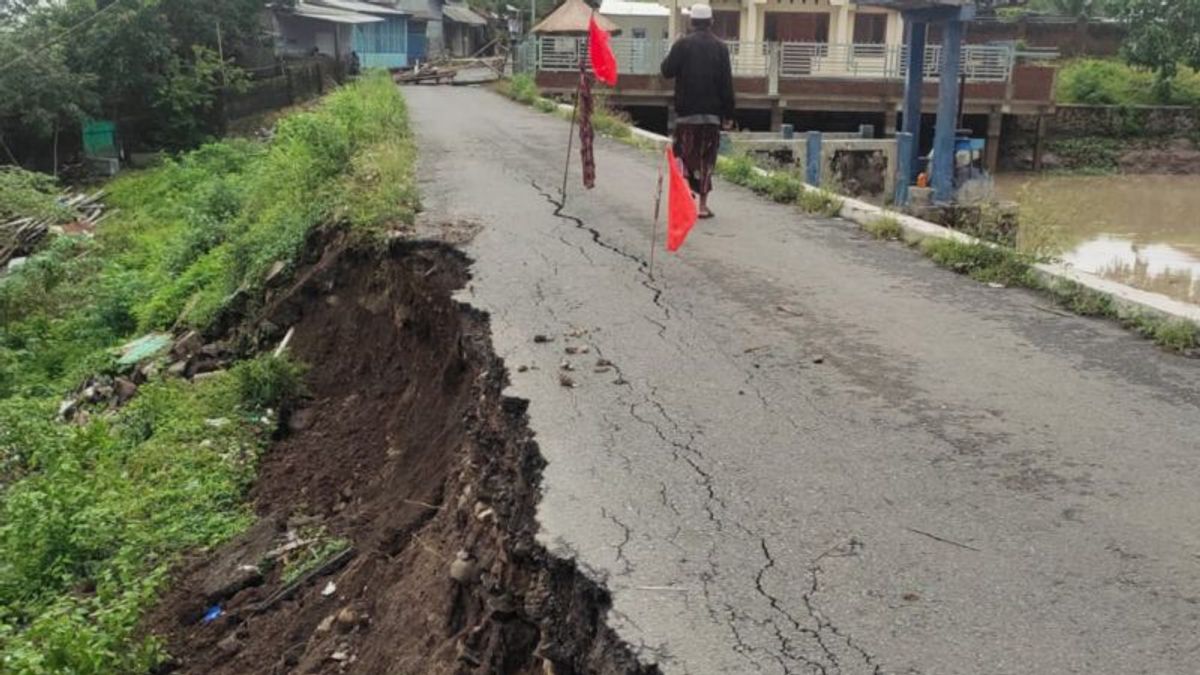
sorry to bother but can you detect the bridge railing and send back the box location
[523,37,1014,83]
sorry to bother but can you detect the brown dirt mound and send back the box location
[146,237,655,675]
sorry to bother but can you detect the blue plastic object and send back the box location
[202,605,223,624]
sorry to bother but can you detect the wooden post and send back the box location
[985,109,1002,174]
[1033,112,1047,172]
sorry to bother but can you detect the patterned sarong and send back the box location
[673,123,721,196]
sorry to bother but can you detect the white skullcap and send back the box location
[689,3,713,20]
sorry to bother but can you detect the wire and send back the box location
[0,0,138,75]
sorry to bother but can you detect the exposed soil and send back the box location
[146,235,655,675]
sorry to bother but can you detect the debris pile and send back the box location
[1,189,110,269]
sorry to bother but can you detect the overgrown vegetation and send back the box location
[0,167,72,223]
[919,239,1199,353]
[1056,59,1200,106]
[920,239,1037,287]
[714,154,843,217]
[1046,137,1123,172]
[496,75,634,140]
[0,73,417,671]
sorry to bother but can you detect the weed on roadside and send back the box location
[920,238,1034,287]
[797,187,844,217]
[865,214,904,240]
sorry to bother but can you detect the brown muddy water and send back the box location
[995,174,1200,306]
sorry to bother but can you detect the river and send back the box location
[994,174,1200,306]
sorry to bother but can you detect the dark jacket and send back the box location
[659,29,735,120]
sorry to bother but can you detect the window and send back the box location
[764,12,830,43]
[711,10,740,41]
[853,13,887,45]
[632,27,646,39]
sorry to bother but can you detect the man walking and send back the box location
[660,3,735,219]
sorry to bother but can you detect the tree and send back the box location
[0,21,99,168]
[0,0,268,163]
[1115,0,1200,100]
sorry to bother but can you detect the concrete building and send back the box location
[599,0,670,40]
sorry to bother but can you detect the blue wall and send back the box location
[353,16,409,69]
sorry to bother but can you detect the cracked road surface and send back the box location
[407,86,1200,674]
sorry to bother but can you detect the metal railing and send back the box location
[526,37,1014,83]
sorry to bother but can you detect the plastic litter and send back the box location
[201,604,223,624]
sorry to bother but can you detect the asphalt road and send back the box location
[406,85,1200,675]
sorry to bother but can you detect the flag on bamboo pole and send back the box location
[578,65,595,189]
[666,146,697,251]
[588,16,618,86]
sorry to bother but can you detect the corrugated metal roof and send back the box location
[442,3,488,25]
[312,0,409,16]
[599,0,669,17]
[393,0,435,21]
[291,1,385,23]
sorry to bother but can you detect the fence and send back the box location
[223,59,337,123]
[523,36,1014,83]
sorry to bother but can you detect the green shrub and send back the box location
[232,354,308,411]
[1056,59,1200,106]
[716,154,759,185]
[507,73,540,105]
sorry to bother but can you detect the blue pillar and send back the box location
[805,131,822,187]
[932,19,964,203]
[901,20,927,187]
[895,131,913,206]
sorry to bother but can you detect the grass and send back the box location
[496,74,634,140]
[714,154,843,217]
[865,214,903,240]
[920,241,1200,353]
[0,72,417,672]
[920,238,1037,287]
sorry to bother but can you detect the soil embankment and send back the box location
[147,236,654,674]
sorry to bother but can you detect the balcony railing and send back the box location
[520,37,1014,83]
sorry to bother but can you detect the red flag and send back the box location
[666,147,697,252]
[588,16,618,86]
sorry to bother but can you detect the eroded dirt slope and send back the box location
[147,238,653,675]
